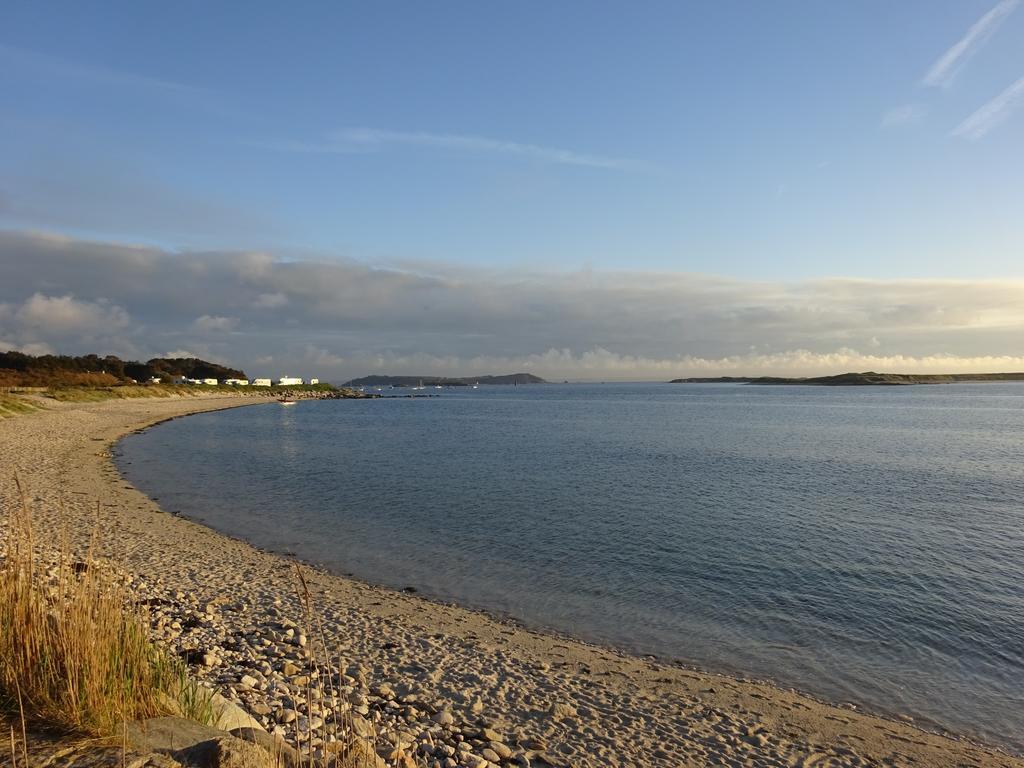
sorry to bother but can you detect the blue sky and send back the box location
[2,3,1024,379]
[3,1,1022,279]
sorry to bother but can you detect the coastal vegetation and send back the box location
[0,481,393,768]
[0,394,40,418]
[0,351,246,387]
[0,485,212,735]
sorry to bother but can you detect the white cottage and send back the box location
[252,378,272,387]
[278,376,303,386]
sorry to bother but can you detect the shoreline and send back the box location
[2,396,1021,767]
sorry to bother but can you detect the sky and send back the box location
[2,1,1023,380]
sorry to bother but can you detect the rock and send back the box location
[228,729,303,768]
[276,709,298,725]
[176,736,273,768]
[125,718,226,755]
[281,662,301,676]
[239,675,259,689]
[547,702,577,721]
[480,748,500,763]
[479,728,501,743]
[210,693,266,733]
[490,742,513,760]
[323,738,387,768]
[349,713,376,739]
[124,718,275,768]
[432,710,455,726]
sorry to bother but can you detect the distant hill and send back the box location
[0,350,245,387]
[670,371,1024,386]
[343,373,546,387]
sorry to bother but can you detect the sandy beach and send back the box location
[1,395,1020,768]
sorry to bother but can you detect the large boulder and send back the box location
[124,718,273,768]
[209,694,266,733]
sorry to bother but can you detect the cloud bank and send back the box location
[2,230,1023,381]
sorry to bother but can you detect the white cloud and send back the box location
[952,75,1024,140]
[267,127,635,170]
[3,230,1024,380]
[161,349,200,359]
[192,314,239,332]
[302,344,345,367]
[923,0,1019,87]
[253,292,289,309]
[0,339,55,356]
[14,293,130,334]
[881,104,926,127]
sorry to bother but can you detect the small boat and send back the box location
[278,397,296,405]
[434,385,443,389]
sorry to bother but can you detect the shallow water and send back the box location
[117,383,1024,751]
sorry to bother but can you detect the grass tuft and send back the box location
[0,480,212,736]
[0,394,41,418]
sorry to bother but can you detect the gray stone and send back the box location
[276,709,298,725]
[432,710,455,726]
[210,693,266,733]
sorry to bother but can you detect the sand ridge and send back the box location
[0,395,1020,767]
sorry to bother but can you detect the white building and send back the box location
[252,378,272,387]
[309,378,319,385]
[202,378,219,385]
[278,376,303,386]
[224,378,249,386]
[186,378,203,385]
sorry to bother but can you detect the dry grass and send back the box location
[0,480,405,767]
[0,395,41,419]
[0,481,212,736]
[288,565,423,768]
[43,385,187,403]
[42,384,264,403]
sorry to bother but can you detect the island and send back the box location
[670,371,1024,385]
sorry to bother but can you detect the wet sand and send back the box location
[1,395,1020,767]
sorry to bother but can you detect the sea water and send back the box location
[116,383,1024,751]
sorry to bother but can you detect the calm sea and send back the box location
[116,383,1024,751]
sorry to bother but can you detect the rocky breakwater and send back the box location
[277,388,381,400]
[138,578,562,768]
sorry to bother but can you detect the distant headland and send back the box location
[343,373,546,387]
[670,371,1024,386]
